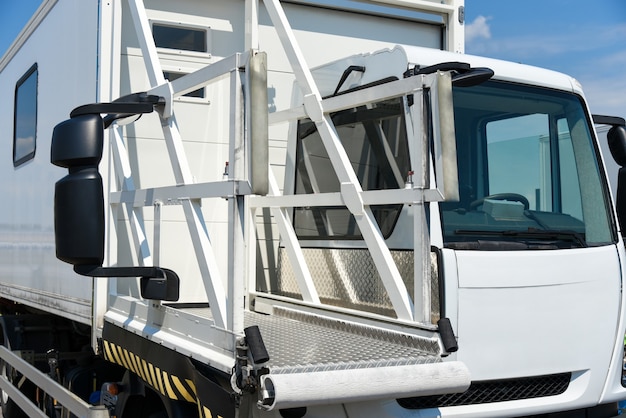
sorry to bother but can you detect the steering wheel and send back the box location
[469,193,530,211]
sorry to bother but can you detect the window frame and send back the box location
[13,63,38,168]
[150,20,211,57]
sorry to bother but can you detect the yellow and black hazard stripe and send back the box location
[102,321,235,418]
[102,339,198,403]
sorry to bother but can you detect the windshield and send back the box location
[441,81,616,249]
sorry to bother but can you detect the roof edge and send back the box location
[0,0,59,73]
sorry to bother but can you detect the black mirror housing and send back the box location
[608,125,626,167]
[52,114,106,266]
[51,114,104,168]
[595,118,626,237]
[54,169,104,266]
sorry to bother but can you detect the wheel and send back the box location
[0,367,28,418]
[0,351,35,418]
[469,193,530,210]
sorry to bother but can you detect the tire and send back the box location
[0,339,37,418]
[0,363,35,418]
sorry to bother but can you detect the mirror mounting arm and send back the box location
[52,92,179,301]
[74,265,180,301]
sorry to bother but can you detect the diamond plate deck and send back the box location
[175,304,442,374]
[251,307,442,374]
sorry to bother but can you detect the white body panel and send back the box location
[0,0,100,323]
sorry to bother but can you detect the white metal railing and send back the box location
[251,0,456,324]
[108,0,458,342]
[111,1,253,331]
[107,63,245,332]
[264,0,414,320]
[0,347,109,418]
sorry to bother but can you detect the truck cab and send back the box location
[257,45,626,416]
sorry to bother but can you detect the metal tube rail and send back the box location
[109,180,253,207]
[250,188,446,209]
[268,75,425,125]
[0,346,109,418]
[111,184,445,209]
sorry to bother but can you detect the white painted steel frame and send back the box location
[256,0,457,323]
[96,0,123,349]
[264,0,415,321]
[105,0,458,351]
[109,0,253,332]
[253,74,451,324]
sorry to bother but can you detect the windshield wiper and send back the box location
[454,228,587,247]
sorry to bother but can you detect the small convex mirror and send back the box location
[608,125,626,167]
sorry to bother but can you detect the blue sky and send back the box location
[465,0,626,121]
[0,0,42,55]
[1,0,625,121]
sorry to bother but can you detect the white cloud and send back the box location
[465,15,492,44]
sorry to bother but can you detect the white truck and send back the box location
[1,0,626,417]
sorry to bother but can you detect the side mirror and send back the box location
[608,125,626,236]
[51,96,180,301]
[608,125,626,166]
[52,114,105,266]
